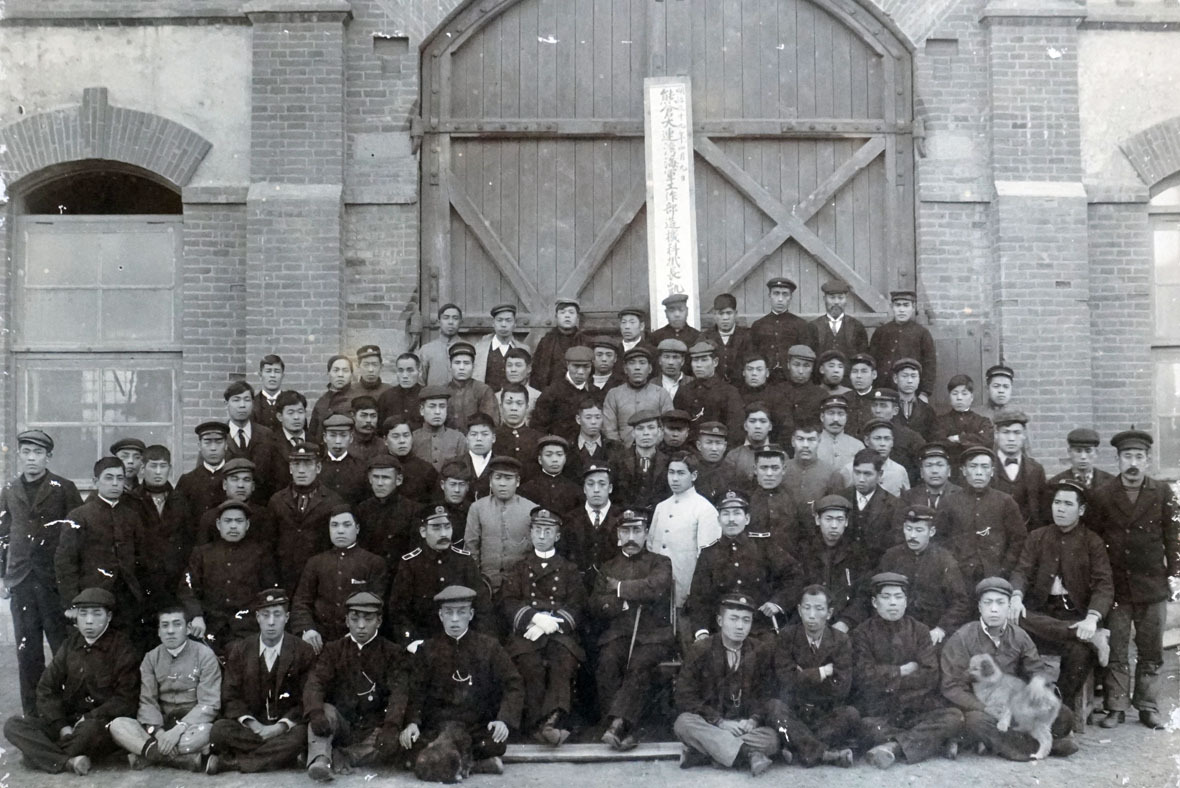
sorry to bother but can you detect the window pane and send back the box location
[22,233,98,286]
[1159,416,1180,472]
[99,230,175,288]
[101,291,173,343]
[1155,285,1180,339]
[102,368,173,423]
[1154,227,1180,284]
[22,291,99,344]
[26,425,102,481]
[101,426,174,455]
[26,368,101,423]
[1156,359,1180,414]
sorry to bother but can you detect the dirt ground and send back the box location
[1,647,1177,788]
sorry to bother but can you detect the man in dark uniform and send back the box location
[648,293,702,348]
[674,592,781,776]
[291,507,388,653]
[846,353,878,435]
[797,495,871,633]
[532,345,597,442]
[55,458,145,635]
[532,297,588,389]
[891,359,935,440]
[617,305,649,354]
[750,276,818,379]
[176,421,230,517]
[355,454,419,565]
[354,344,393,403]
[747,445,802,549]
[110,437,146,495]
[900,441,960,514]
[0,429,83,715]
[180,499,278,654]
[1009,479,1113,716]
[347,395,385,464]
[560,464,622,587]
[500,507,586,745]
[813,279,869,359]
[852,573,964,769]
[318,413,369,506]
[932,374,994,468]
[224,380,284,503]
[1043,428,1115,523]
[593,508,675,751]
[387,506,490,650]
[207,588,317,775]
[377,352,425,432]
[3,587,140,776]
[194,458,277,549]
[990,410,1046,527]
[520,435,582,512]
[304,592,409,781]
[1088,428,1180,730]
[685,489,801,641]
[613,410,671,508]
[382,417,439,502]
[693,421,734,501]
[843,449,902,563]
[868,290,936,399]
[870,388,923,481]
[494,383,544,469]
[137,445,199,607]
[700,293,753,385]
[273,391,310,479]
[782,344,828,429]
[253,354,287,432]
[268,441,346,593]
[674,340,745,438]
[474,303,524,391]
[941,446,1025,589]
[878,505,970,646]
[445,340,501,433]
[768,584,860,768]
[433,460,474,545]
[589,335,625,399]
[397,586,524,776]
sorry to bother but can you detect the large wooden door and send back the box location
[419,0,913,333]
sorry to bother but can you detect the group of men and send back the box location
[1,276,1177,780]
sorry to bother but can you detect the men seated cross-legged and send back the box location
[207,588,317,774]
[674,592,782,776]
[3,588,140,776]
[851,573,964,769]
[303,591,408,781]
[941,577,1079,760]
[767,584,860,768]
[397,585,524,778]
[110,603,221,771]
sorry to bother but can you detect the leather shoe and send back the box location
[679,745,712,769]
[1139,710,1166,730]
[1099,711,1125,729]
[749,751,773,777]
[865,742,899,770]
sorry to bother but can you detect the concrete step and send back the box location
[503,742,681,763]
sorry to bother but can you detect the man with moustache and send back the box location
[347,395,385,464]
[782,422,845,509]
[1088,429,1180,730]
[812,280,869,358]
[594,508,676,752]
[878,505,969,645]
[815,395,864,472]
[388,506,490,651]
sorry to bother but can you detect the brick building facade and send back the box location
[0,0,1176,482]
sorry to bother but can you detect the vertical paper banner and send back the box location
[644,76,700,331]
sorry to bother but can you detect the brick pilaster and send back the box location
[984,0,1091,457]
[245,0,351,395]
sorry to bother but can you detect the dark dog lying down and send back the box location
[414,721,474,784]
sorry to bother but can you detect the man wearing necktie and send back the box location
[812,280,869,361]
[988,411,1046,527]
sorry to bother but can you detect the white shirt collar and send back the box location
[232,422,252,442]
[204,460,225,473]
[97,495,120,508]
[491,335,513,352]
[565,374,587,390]
[83,623,110,646]
[857,489,875,508]
[470,452,491,475]
[166,641,188,658]
[350,632,378,650]
[535,548,556,559]
[586,501,611,520]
